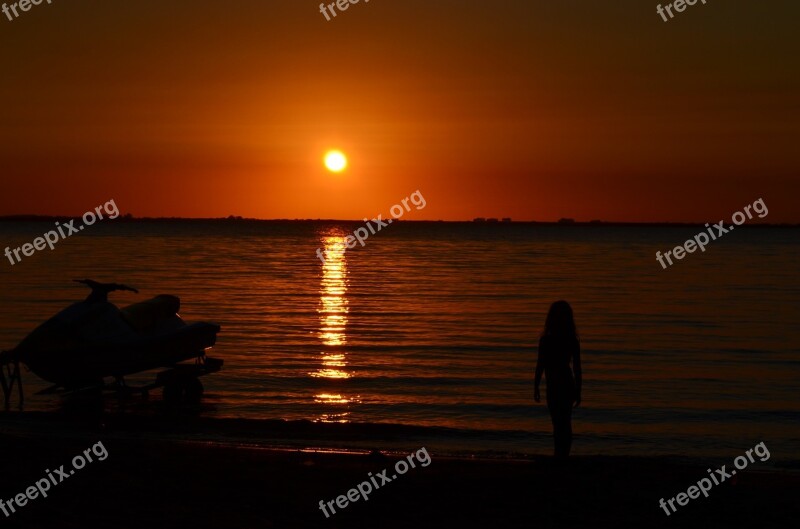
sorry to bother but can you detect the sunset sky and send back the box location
[0,0,797,222]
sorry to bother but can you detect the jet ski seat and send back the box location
[121,295,181,333]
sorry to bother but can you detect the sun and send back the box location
[324,150,348,173]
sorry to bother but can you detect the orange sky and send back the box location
[0,1,798,222]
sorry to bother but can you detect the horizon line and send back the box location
[0,215,796,227]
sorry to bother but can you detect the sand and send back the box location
[0,412,797,528]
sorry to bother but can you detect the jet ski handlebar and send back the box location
[74,279,139,303]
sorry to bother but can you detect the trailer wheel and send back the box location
[185,377,204,403]
[163,377,203,405]
[163,381,183,405]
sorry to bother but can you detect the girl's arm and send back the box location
[534,339,544,402]
[574,341,582,406]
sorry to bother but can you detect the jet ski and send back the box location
[0,280,223,409]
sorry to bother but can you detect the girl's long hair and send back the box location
[541,300,578,340]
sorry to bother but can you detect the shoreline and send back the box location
[2,411,799,470]
[1,419,798,528]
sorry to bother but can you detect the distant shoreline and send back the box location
[0,216,796,228]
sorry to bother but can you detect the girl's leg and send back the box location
[549,400,573,458]
[561,403,573,457]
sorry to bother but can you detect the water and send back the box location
[0,220,798,460]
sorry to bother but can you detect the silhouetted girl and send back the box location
[534,300,582,458]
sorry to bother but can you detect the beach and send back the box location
[1,220,798,525]
[1,412,798,528]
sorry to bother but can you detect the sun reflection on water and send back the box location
[313,232,356,422]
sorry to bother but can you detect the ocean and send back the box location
[1,220,798,461]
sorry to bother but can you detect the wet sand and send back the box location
[0,413,797,528]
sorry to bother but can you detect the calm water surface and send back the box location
[0,221,798,459]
